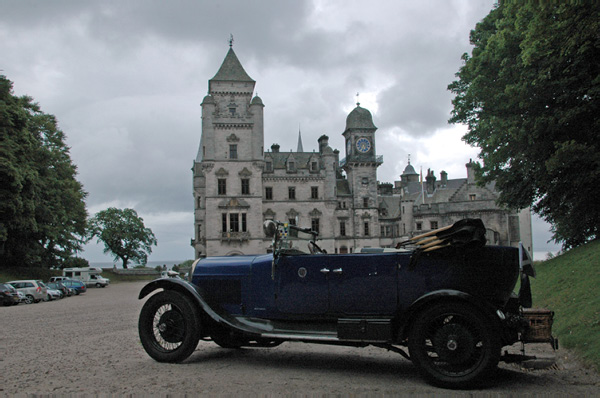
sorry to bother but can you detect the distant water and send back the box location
[89,260,187,270]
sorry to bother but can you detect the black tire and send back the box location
[408,302,501,389]
[25,295,34,304]
[138,290,201,363]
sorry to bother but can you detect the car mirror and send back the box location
[263,220,277,237]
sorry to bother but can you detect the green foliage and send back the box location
[178,259,194,268]
[448,4,600,249]
[0,75,88,268]
[62,257,90,269]
[88,207,157,269]
[532,239,600,371]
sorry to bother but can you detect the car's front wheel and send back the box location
[408,302,501,389]
[24,295,34,304]
[138,290,201,363]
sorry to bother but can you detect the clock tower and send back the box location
[342,103,382,239]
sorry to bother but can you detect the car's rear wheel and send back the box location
[138,290,201,363]
[408,302,501,389]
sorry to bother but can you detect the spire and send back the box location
[296,126,304,152]
[209,46,254,92]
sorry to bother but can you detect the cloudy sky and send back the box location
[1,0,560,263]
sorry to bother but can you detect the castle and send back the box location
[191,46,532,258]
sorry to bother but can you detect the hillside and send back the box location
[531,239,600,370]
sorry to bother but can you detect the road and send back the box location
[1,281,598,396]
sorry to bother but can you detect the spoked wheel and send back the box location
[408,302,500,389]
[138,290,201,362]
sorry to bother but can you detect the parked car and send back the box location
[0,283,20,306]
[49,276,69,283]
[47,281,70,297]
[44,287,63,301]
[138,219,557,389]
[16,290,27,303]
[60,279,86,295]
[7,280,47,304]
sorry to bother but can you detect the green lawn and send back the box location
[531,239,600,371]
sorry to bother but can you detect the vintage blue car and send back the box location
[138,219,556,389]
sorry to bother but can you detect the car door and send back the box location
[328,253,399,315]
[275,254,329,314]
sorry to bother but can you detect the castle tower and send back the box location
[341,103,382,242]
[192,45,265,257]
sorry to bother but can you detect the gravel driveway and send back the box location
[1,281,598,396]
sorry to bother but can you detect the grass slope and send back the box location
[531,239,600,371]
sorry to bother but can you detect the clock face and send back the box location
[356,137,371,153]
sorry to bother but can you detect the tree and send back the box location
[448,3,600,249]
[1,75,88,268]
[88,208,157,268]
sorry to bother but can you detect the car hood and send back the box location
[193,254,272,277]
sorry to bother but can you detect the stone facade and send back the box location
[192,47,532,258]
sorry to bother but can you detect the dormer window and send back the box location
[265,161,272,172]
[287,161,295,172]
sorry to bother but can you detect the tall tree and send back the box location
[448,3,600,249]
[1,75,88,268]
[88,208,157,269]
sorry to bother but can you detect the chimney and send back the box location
[426,168,436,194]
[440,170,448,187]
[271,144,280,153]
[466,159,476,184]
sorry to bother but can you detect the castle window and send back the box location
[288,161,295,172]
[197,224,202,237]
[229,144,237,159]
[265,186,273,200]
[469,194,477,201]
[222,214,227,232]
[311,161,318,171]
[288,218,298,238]
[363,197,369,208]
[340,221,346,236]
[218,179,227,195]
[311,186,319,199]
[311,218,320,234]
[416,222,422,231]
[362,177,369,184]
[288,187,296,200]
[265,161,272,172]
[364,222,370,236]
[430,221,438,230]
[197,196,202,208]
[230,213,239,232]
[241,213,247,232]
[241,179,250,195]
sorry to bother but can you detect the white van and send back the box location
[62,267,110,288]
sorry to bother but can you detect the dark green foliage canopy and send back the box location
[88,207,157,269]
[448,3,600,249]
[0,76,88,268]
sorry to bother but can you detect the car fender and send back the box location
[396,289,502,341]
[138,278,262,337]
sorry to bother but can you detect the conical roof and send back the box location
[345,105,376,131]
[403,163,418,175]
[210,48,255,83]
